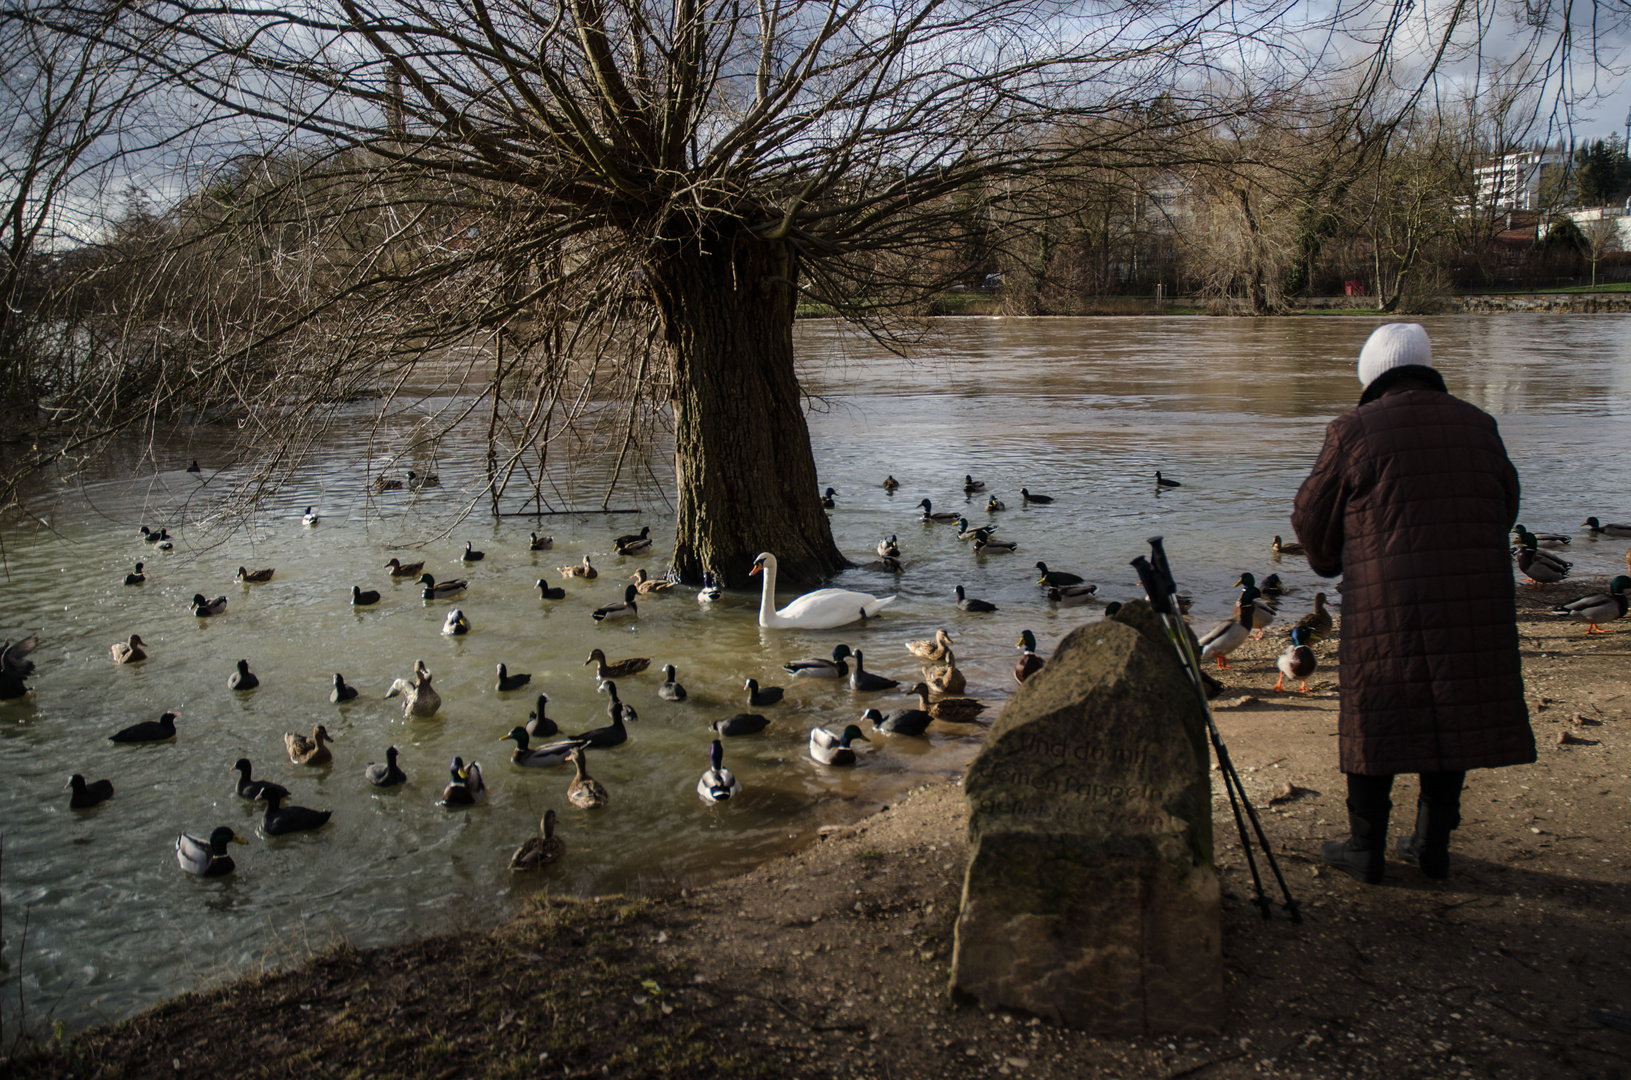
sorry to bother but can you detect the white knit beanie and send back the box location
[1357,323,1433,388]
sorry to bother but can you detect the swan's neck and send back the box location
[757,558,780,625]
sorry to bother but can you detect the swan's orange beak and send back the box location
[748,564,762,576]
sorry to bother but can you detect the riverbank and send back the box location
[9,583,1630,1079]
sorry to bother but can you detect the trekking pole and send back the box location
[1132,536,1302,923]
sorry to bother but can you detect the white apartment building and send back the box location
[1473,150,1567,213]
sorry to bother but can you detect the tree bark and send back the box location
[648,232,847,590]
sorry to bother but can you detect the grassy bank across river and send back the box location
[9,586,1631,1079]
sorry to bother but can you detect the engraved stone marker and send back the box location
[949,601,1222,1033]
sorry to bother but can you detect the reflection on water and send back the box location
[2,314,1628,1031]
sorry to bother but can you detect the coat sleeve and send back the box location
[1494,430,1521,526]
[1291,419,1349,579]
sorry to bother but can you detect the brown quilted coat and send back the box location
[1291,373,1534,776]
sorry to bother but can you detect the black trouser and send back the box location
[1347,770,1466,817]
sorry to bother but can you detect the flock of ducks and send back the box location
[36,472,1631,884]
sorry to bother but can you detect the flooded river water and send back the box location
[2,314,1627,1031]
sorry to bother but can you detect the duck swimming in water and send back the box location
[696,740,741,804]
[176,826,244,876]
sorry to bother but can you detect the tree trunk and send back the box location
[648,232,847,590]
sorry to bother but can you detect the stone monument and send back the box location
[949,601,1222,1033]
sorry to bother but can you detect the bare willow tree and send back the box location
[7,0,1628,581]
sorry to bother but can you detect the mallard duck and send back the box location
[569,700,629,748]
[420,574,468,600]
[712,712,769,736]
[820,487,838,509]
[925,648,966,696]
[956,518,998,541]
[906,629,954,662]
[697,739,741,803]
[302,506,320,527]
[0,635,37,699]
[658,665,687,701]
[502,726,580,767]
[176,826,244,876]
[1015,630,1044,683]
[528,532,554,551]
[615,536,654,556]
[141,526,171,544]
[629,568,675,595]
[1048,583,1098,606]
[1270,535,1305,557]
[236,566,274,583]
[108,711,176,743]
[1551,575,1631,633]
[227,658,259,690]
[750,552,893,629]
[809,724,870,765]
[973,537,1017,555]
[374,474,404,491]
[963,474,985,493]
[916,499,959,523]
[565,747,609,808]
[697,570,722,603]
[349,585,381,607]
[496,662,531,692]
[744,677,784,707]
[863,702,931,736]
[613,526,651,548]
[882,475,900,491]
[441,608,471,636]
[258,791,332,834]
[510,808,565,871]
[1582,517,1631,538]
[597,680,639,723]
[584,649,650,680]
[526,693,558,738]
[461,541,485,562]
[1232,575,1278,636]
[66,773,115,809]
[848,649,898,692]
[1292,592,1334,642]
[123,562,145,585]
[286,724,334,766]
[955,584,997,612]
[784,643,852,679]
[230,758,288,802]
[865,555,905,573]
[386,661,441,718]
[190,594,228,617]
[1020,488,1054,504]
[986,496,1006,512]
[537,578,567,599]
[877,535,901,559]
[1198,611,1250,669]
[1154,471,1180,489]
[438,757,486,807]
[1275,627,1317,692]
[1103,601,1124,616]
[908,681,987,724]
[384,558,425,578]
[559,555,598,579]
[364,746,407,787]
[1033,562,1081,587]
[111,634,147,664]
[592,584,640,621]
[185,459,201,474]
[1512,524,1570,547]
[407,469,439,489]
[1514,539,1571,587]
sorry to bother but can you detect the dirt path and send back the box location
[11,589,1631,1079]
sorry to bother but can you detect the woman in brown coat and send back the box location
[1291,323,1534,883]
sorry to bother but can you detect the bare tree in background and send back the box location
[5,0,1628,581]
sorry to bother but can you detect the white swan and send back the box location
[750,552,894,629]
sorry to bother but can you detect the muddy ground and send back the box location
[9,585,1631,1079]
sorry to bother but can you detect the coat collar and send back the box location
[1358,364,1447,406]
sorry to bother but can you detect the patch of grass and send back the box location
[857,848,884,863]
